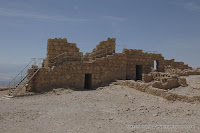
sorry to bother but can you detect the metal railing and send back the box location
[7,58,43,96]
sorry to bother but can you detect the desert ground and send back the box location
[0,75,200,133]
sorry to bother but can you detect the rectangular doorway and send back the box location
[84,74,92,89]
[136,65,143,81]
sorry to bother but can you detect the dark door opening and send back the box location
[136,65,143,81]
[84,74,92,89]
[156,60,159,71]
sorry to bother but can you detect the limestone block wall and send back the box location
[165,67,200,76]
[29,37,192,92]
[30,53,127,91]
[142,52,190,72]
[85,38,116,60]
[83,52,91,61]
[30,62,85,91]
[163,59,191,70]
[149,53,165,72]
[150,55,191,72]
[44,38,83,67]
[122,48,191,80]
[92,53,127,88]
[123,49,155,80]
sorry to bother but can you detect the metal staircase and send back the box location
[6,58,43,97]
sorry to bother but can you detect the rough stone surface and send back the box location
[142,74,153,83]
[115,77,200,103]
[29,37,192,92]
[165,66,200,76]
[143,72,188,90]
[178,78,188,87]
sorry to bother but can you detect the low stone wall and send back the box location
[165,67,200,76]
[142,72,187,90]
[163,59,191,70]
[114,80,200,103]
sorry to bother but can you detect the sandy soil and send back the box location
[169,75,200,97]
[0,76,200,133]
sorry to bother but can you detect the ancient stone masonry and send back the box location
[29,37,192,92]
[143,72,187,90]
[43,38,83,67]
[165,66,200,76]
[83,38,116,61]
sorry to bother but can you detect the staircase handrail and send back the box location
[8,59,34,88]
[10,68,41,97]
[7,58,43,88]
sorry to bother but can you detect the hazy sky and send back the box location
[0,0,200,71]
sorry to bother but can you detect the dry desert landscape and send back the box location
[0,75,200,133]
[1,1,200,133]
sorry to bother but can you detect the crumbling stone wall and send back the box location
[123,49,154,80]
[165,66,200,76]
[31,53,126,91]
[163,59,192,70]
[142,72,188,90]
[121,48,190,80]
[43,38,83,67]
[29,37,192,92]
[115,80,200,103]
[83,38,116,60]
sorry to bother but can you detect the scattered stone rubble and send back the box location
[165,66,200,76]
[143,72,188,90]
[114,80,200,103]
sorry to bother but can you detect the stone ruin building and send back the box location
[26,37,191,92]
[9,37,198,97]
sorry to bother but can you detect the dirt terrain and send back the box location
[0,76,200,133]
[169,75,200,96]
